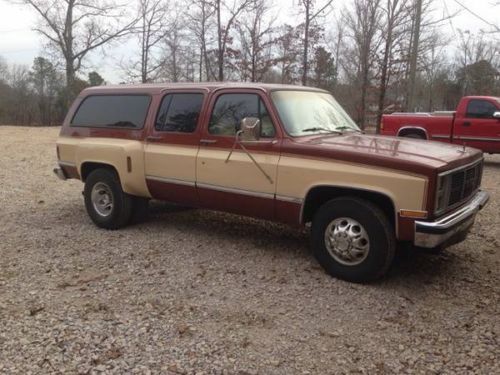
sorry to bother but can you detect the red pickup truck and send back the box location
[381,96,500,153]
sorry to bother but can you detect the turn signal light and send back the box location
[400,209,428,219]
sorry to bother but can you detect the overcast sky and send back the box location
[0,0,498,83]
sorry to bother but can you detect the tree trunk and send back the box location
[407,0,422,111]
[217,0,224,81]
[376,15,393,133]
[302,3,310,86]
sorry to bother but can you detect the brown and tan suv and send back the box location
[54,83,489,282]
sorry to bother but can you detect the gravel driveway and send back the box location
[0,126,498,374]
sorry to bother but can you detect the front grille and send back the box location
[447,161,483,207]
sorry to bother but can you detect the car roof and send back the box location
[80,82,328,95]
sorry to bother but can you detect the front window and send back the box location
[271,90,360,136]
[466,99,499,119]
[208,93,275,138]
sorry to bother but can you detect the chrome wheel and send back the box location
[324,217,370,266]
[91,182,114,217]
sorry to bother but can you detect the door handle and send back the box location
[200,139,217,145]
[146,135,163,142]
[463,121,471,127]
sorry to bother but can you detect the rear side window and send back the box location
[466,99,498,119]
[71,95,151,129]
[208,93,275,137]
[155,93,204,132]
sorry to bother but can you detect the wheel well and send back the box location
[80,162,118,182]
[302,186,395,227]
[398,127,427,139]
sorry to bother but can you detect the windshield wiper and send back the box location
[335,125,362,133]
[302,127,341,134]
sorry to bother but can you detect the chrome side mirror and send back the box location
[493,111,500,119]
[239,117,261,141]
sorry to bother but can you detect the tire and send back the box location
[84,168,133,229]
[311,197,396,283]
[402,133,424,139]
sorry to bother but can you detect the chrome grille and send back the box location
[446,161,483,208]
[435,160,483,215]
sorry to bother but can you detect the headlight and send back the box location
[435,174,451,214]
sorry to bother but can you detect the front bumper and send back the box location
[414,190,489,248]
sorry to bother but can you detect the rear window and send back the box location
[71,95,151,129]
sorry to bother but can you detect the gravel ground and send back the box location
[0,126,498,374]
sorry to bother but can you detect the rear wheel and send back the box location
[311,197,396,283]
[84,168,133,229]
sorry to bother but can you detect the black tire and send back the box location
[402,133,424,139]
[84,168,133,229]
[311,197,396,283]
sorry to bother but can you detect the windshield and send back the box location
[271,90,360,136]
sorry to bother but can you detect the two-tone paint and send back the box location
[56,83,484,244]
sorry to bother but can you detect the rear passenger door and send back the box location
[144,90,206,206]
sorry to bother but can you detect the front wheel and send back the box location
[311,197,396,283]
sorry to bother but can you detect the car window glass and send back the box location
[209,93,275,137]
[71,95,150,129]
[156,93,204,132]
[466,99,498,119]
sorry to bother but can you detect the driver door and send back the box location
[196,90,281,220]
[454,98,500,153]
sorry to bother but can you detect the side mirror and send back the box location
[493,111,500,119]
[239,117,261,142]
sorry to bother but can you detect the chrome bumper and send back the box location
[414,191,489,248]
[53,166,67,181]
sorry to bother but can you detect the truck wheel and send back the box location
[84,168,132,229]
[311,197,396,283]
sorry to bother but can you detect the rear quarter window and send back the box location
[71,95,151,129]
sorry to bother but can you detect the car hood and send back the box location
[283,133,483,175]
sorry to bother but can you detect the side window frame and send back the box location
[70,94,152,129]
[207,91,277,138]
[154,92,205,133]
[465,99,498,119]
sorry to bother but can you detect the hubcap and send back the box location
[324,217,370,266]
[91,182,114,217]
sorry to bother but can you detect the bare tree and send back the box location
[276,24,301,83]
[236,0,277,82]
[214,0,254,81]
[455,29,500,95]
[125,0,171,83]
[344,0,382,129]
[297,0,333,85]
[376,0,411,131]
[30,57,62,125]
[16,0,136,96]
[188,0,216,81]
